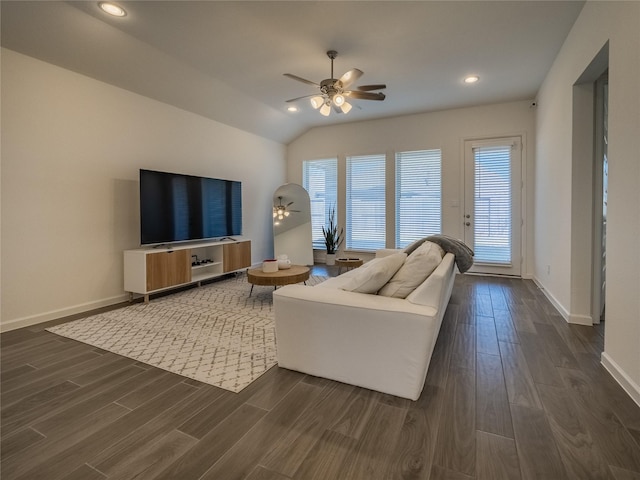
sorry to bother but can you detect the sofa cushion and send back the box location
[403,237,429,255]
[339,252,407,294]
[378,241,444,298]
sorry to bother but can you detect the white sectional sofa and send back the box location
[273,247,456,401]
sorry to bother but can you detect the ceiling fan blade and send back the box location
[357,84,387,91]
[286,201,294,207]
[285,94,316,103]
[338,68,363,89]
[345,90,386,101]
[283,73,320,87]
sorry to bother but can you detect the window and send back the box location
[346,154,386,251]
[395,149,442,248]
[303,158,338,249]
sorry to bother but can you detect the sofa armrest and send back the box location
[406,252,455,310]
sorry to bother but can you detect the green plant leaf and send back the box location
[322,204,344,254]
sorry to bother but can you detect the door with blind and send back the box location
[464,137,522,276]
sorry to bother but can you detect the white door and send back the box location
[464,137,522,276]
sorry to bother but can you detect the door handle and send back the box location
[465,222,471,226]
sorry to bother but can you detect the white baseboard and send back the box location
[0,294,130,333]
[568,313,593,326]
[533,277,593,327]
[532,276,570,322]
[531,276,594,325]
[601,352,640,407]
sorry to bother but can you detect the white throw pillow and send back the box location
[378,241,444,298]
[339,252,407,294]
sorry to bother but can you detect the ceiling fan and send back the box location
[273,197,300,220]
[284,50,386,116]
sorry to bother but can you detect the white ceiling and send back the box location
[1,1,584,143]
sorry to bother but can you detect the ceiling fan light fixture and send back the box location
[310,96,324,109]
[319,103,331,116]
[285,50,386,116]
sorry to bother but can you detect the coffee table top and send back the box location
[247,265,310,287]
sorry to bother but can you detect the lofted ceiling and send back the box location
[1,1,584,144]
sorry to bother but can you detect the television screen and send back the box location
[140,169,242,245]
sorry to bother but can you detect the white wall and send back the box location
[534,1,640,402]
[287,100,536,273]
[1,48,286,331]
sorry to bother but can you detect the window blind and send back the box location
[473,145,512,264]
[346,154,386,251]
[303,158,338,249]
[395,149,442,248]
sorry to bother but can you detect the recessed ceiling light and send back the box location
[287,106,299,113]
[99,2,127,17]
[464,75,480,84]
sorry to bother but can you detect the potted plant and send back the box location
[322,206,343,265]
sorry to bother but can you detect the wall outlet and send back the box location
[546,265,551,275]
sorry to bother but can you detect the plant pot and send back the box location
[326,253,336,266]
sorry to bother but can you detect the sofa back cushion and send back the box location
[378,241,444,298]
[339,252,407,294]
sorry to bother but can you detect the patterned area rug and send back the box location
[47,273,326,393]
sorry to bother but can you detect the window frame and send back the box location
[394,148,443,248]
[302,158,338,250]
[345,153,387,252]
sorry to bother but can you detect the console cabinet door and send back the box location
[146,250,191,291]
[223,241,251,272]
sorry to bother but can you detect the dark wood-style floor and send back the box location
[2,270,640,480]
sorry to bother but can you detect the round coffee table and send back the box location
[246,265,310,296]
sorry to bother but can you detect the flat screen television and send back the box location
[139,169,242,245]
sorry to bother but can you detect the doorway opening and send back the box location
[592,72,608,324]
[569,41,608,326]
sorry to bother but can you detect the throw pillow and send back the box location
[378,241,444,298]
[339,252,407,294]
[403,237,428,255]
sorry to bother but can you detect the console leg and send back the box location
[144,294,149,303]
